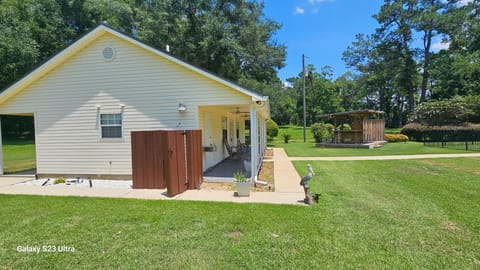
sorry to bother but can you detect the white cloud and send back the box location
[432,40,450,52]
[294,6,305,15]
[282,81,293,89]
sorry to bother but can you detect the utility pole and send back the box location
[302,54,307,143]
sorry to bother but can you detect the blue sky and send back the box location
[262,0,385,81]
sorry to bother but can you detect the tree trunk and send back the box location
[420,28,433,103]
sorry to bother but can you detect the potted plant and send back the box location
[234,171,250,197]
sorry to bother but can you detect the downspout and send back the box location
[250,100,268,186]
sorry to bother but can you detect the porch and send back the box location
[199,102,268,182]
[203,148,251,181]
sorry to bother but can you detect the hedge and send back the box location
[384,133,409,143]
[401,123,480,142]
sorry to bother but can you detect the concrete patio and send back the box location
[0,148,306,205]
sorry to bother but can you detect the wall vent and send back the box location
[102,46,116,61]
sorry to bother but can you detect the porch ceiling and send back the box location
[199,105,251,118]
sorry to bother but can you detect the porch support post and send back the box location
[0,117,3,175]
[250,103,257,180]
[261,119,266,154]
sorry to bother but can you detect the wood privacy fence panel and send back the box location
[186,130,203,189]
[131,130,203,196]
[131,131,167,189]
[363,119,385,142]
[168,130,189,197]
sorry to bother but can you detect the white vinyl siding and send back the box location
[0,33,252,176]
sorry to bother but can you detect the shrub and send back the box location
[311,123,334,143]
[283,132,291,143]
[266,119,279,139]
[337,123,352,131]
[53,177,67,185]
[401,122,427,141]
[412,95,480,126]
[384,133,409,142]
[401,122,480,141]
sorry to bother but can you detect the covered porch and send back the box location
[203,147,251,181]
[198,100,268,182]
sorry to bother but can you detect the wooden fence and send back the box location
[131,130,203,196]
[363,119,385,142]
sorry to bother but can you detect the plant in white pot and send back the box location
[234,170,250,197]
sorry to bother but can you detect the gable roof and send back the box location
[0,23,268,104]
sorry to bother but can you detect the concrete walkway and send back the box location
[0,148,306,205]
[1,150,477,205]
[288,153,480,161]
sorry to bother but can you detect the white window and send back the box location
[100,113,122,138]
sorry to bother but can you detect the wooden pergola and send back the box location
[317,109,385,144]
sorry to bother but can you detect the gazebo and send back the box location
[317,110,385,145]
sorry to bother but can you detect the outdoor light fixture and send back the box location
[178,102,187,112]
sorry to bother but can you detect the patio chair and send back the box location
[223,138,240,159]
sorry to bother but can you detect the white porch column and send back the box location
[261,119,266,153]
[0,117,3,175]
[250,103,258,179]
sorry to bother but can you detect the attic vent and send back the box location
[102,46,116,61]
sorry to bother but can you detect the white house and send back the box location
[0,24,269,181]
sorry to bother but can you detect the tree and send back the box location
[430,1,480,98]
[285,65,342,126]
[411,0,448,102]
[0,2,39,89]
[374,0,418,114]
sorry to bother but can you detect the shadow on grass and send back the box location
[2,139,35,146]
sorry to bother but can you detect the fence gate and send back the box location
[131,130,203,196]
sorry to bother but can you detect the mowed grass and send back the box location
[271,126,471,157]
[2,140,36,173]
[279,141,471,157]
[294,157,480,268]
[1,158,479,268]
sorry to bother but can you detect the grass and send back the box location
[271,126,472,157]
[2,139,36,173]
[294,157,480,269]
[277,141,472,157]
[1,157,479,268]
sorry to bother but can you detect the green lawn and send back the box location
[1,158,479,268]
[2,140,36,173]
[271,126,471,157]
[278,141,471,157]
[294,158,480,269]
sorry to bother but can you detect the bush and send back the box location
[53,177,67,185]
[266,119,279,139]
[311,123,334,143]
[384,133,409,142]
[401,122,427,141]
[412,95,480,126]
[283,132,291,143]
[337,123,352,131]
[401,122,480,141]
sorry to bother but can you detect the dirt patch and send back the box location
[256,161,274,192]
[200,182,234,191]
[264,148,274,159]
[440,221,462,232]
[199,160,274,192]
